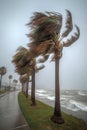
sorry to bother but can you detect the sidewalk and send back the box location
[0,91,31,130]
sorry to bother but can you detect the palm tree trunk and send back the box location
[55,59,61,115]
[9,79,11,91]
[0,75,2,89]
[22,83,25,94]
[0,76,1,89]
[51,58,64,124]
[31,68,36,105]
[9,79,11,87]
[22,83,23,92]
[26,82,29,98]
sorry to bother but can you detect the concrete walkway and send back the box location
[0,91,31,130]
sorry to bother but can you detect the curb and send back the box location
[0,92,8,97]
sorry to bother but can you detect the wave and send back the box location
[61,99,87,112]
[70,100,87,111]
[47,96,55,100]
[36,89,54,100]
[61,103,80,111]
[78,91,87,96]
[61,95,73,99]
[29,89,87,112]
[36,89,47,93]
[36,92,48,99]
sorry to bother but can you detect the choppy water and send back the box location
[35,89,87,111]
[29,89,87,122]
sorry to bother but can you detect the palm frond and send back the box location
[38,54,49,63]
[28,11,62,43]
[19,74,29,83]
[27,12,48,27]
[29,18,62,42]
[16,46,27,52]
[35,64,45,72]
[63,25,80,47]
[61,10,73,38]
[50,53,55,62]
[44,43,54,54]
[26,10,80,60]
[15,64,32,75]
[12,53,23,63]
[0,66,7,75]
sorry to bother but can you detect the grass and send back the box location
[18,92,87,130]
[0,89,7,95]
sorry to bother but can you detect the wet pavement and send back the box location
[0,91,31,130]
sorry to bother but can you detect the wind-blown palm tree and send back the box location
[13,79,18,91]
[31,62,45,105]
[12,46,32,96]
[30,56,47,106]
[12,46,37,104]
[27,10,80,124]
[8,75,13,89]
[20,74,31,98]
[12,46,47,105]
[19,75,26,93]
[0,66,7,89]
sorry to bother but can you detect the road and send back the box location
[0,91,31,130]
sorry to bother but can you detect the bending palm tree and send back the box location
[0,66,7,89]
[8,75,13,89]
[12,46,32,97]
[12,46,46,104]
[19,75,29,97]
[12,46,38,105]
[13,79,18,91]
[27,10,80,124]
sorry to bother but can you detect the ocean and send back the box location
[29,89,87,122]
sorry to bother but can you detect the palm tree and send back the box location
[12,46,32,96]
[20,74,30,97]
[12,46,37,103]
[13,79,18,91]
[27,10,80,124]
[8,75,13,89]
[19,75,25,93]
[0,66,7,89]
[12,46,38,104]
[31,62,45,106]
[12,46,47,105]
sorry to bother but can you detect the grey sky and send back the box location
[0,0,87,90]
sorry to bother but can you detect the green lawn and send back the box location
[18,92,87,130]
[0,89,7,95]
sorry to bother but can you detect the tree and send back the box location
[27,10,80,124]
[0,66,7,89]
[31,61,45,106]
[8,75,13,88]
[19,74,29,97]
[13,79,18,91]
[19,75,25,93]
[12,46,32,96]
[12,46,47,105]
[12,46,33,75]
[12,46,37,103]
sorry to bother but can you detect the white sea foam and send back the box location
[78,91,87,96]
[60,97,67,101]
[36,93,46,97]
[61,95,73,99]
[62,104,80,111]
[47,96,55,100]
[70,100,87,112]
[36,93,48,99]
[36,89,47,93]
[61,99,87,112]
[29,89,87,112]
